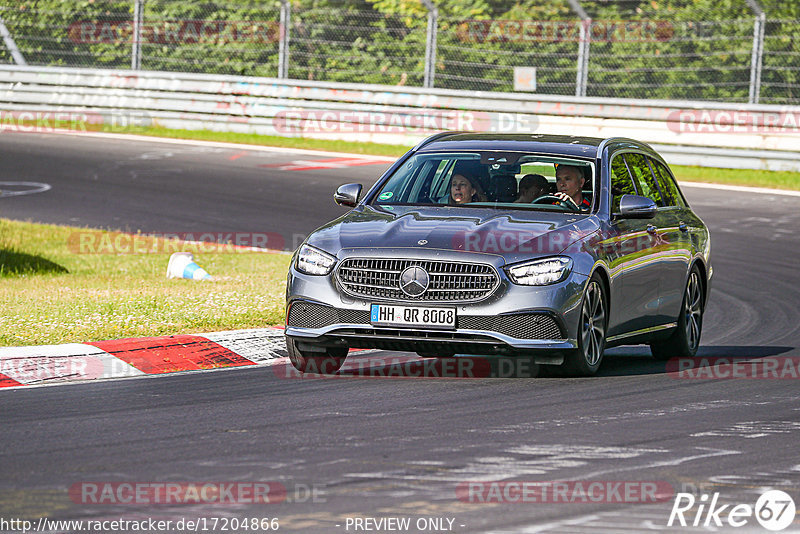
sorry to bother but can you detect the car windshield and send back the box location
[371,152,595,212]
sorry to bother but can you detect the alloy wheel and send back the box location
[581,280,606,366]
[685,271,703,351]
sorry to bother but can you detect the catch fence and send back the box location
[0,1,797,104]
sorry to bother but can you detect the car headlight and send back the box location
[505,257,572,286]
[296,244,337,276]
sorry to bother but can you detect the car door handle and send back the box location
[647,225,657,235]
[678,222,689,233]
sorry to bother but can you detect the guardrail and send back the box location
[1,65,799,171]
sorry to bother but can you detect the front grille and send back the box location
[287,301,563,340]
[336,258,498,302]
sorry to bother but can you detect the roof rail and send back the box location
[411,131,460,152]
[597,136,654,156]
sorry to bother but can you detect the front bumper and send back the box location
[286,249,587,356]
[286,300,576,355]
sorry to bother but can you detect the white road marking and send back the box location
[679,180,800,198]
[691,421,800,439]
[0,181,51,198]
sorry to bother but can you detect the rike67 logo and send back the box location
[668,490,796,531]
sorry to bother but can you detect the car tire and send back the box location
[562,274,607,376]
[650,266,704,360]
[286,337,347,374]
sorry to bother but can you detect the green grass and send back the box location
[135,126,800,191]
[670,165,800,191]
[0,219,290,347]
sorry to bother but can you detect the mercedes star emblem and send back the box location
[399,266,430,297]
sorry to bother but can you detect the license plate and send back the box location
[370,304,456,329]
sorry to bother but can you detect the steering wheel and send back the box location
[532,194,579,211]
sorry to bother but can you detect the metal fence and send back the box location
[0,0,797,105]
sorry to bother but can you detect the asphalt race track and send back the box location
[2,132,800,533]
[0,133,391,250]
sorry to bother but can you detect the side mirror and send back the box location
[334,183,362,208]
[616,194,657,219]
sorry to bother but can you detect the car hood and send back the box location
[306,205,600,263]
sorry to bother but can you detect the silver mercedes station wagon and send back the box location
[285,134,711,376]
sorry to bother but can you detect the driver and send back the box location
[553,165,591,211]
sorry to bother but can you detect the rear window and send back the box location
[650,158,686,208]
[624,153,664,207]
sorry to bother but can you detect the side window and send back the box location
[624,153,664,207]
[376,157,441,203]
[610,155,637,212]
[650,159,685,208]
[430,159,454,201]
[377,157,421,202]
